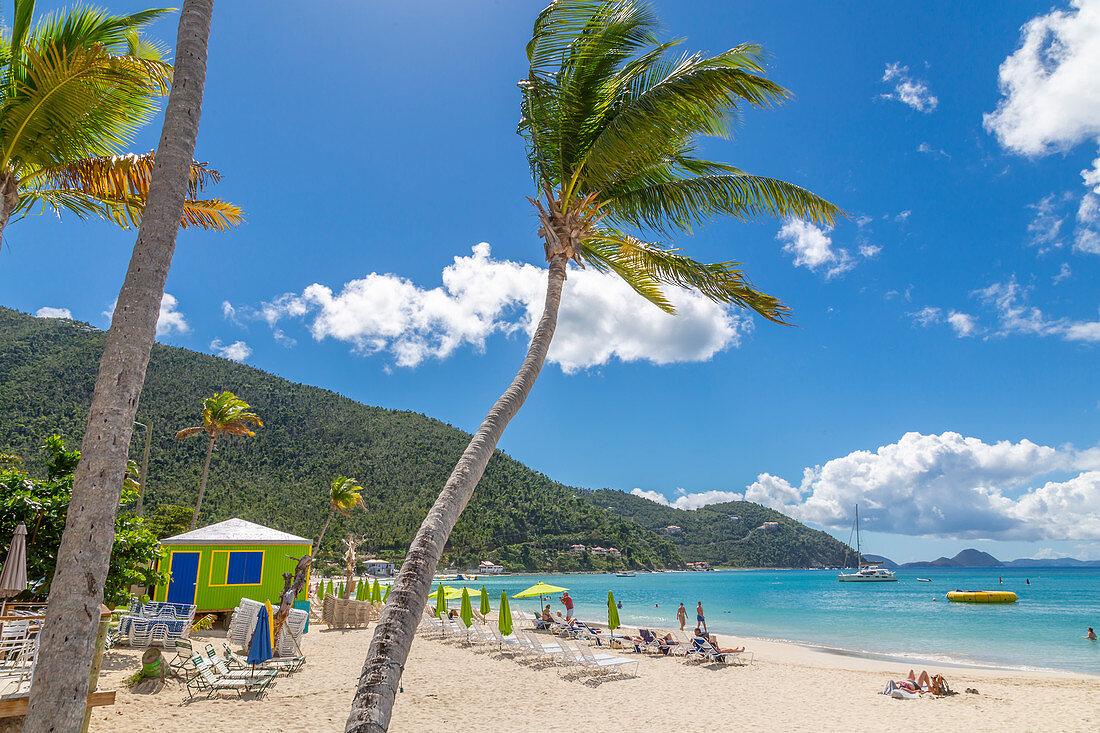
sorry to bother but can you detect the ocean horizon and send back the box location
[453,567,1099,676]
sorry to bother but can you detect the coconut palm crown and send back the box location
[518,0,840,319]
[316,475,366,549]
[175,391,262,529]
[0,0,241,250]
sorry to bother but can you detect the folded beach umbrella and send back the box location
[607,591,620,632]
[479,586,490,616]
[498,591,512,636]
[337,582,344,598]
[372,579,382,603]
[435,583,447,618]
[383,584,391,603]
[246,603,274,673]
[460,588,473,628]
[0,523,28,599]
[325,579,334,597]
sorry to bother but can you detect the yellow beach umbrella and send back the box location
[264,600,277,648]
[607,591,620,632]
[459,588,473,628]
[513,581,568,598]
[498,591,512,636]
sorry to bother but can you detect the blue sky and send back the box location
[3,1,1099,563]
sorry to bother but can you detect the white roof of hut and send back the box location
[161,518,310,546]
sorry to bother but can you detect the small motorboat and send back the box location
[615,572,636,577]
[916,578,932,582]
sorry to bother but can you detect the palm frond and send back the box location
[174,426,206,440]
[585,228,791,322]
[606,171,840,233]
[578,232,675,312]
[579,45,789,187]
[20,153,243,230]
[0,42,167,171]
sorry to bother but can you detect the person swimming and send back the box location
[1087,627,1097,641]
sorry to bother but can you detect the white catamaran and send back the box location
[838,504,897,582]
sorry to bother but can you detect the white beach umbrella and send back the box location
[0,523,28,598]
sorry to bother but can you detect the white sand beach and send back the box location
[89,622,1098,733]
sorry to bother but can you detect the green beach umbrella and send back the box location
[325,579,334,597]
[337,582,344,598]
[459,588,473,628]
[434,583,447,618]
[372,579,381,603]
[356,580,366,601]
[498,590,512,636]
[607,591,620,632]
[383,584,391,603]
[480,586,490,616]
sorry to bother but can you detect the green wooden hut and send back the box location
[155,518,312,613]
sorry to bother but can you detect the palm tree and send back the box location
[175,391,263,530]
[0,0,241,254]
[317,476,367,549]
[23,1,220,728]
[347,2,839,729]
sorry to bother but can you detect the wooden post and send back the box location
[80,606,112,733]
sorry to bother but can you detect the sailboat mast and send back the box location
[855,504,861,566]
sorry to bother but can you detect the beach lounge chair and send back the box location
[168,639,196,674]
[517,631,570,664]
[222,644,305,674]
[570,641,639,677]
[201,647,280,681]
[689,638,750,665]
[669,630,694,657]
[636,628,675,655]
[486,625,522,653]
[572,621,606,646]
[186,654,277,699]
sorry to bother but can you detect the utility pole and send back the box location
[133,420,152,517]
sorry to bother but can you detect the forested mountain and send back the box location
[1,307,850,571]
[582,489,852,568]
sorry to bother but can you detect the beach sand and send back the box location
[90,623,1098,732]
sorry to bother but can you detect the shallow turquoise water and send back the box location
[459,567,1099,675]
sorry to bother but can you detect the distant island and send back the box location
[868,548,1100,568]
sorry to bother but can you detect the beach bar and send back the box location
[155,518,312,614]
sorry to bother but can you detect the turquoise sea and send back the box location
[458,567,1099,675]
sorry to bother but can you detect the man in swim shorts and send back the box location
[560,591,574,620]
[696,601,707,633]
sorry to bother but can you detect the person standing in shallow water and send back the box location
[677,603,688,631]
[696,601,707,633]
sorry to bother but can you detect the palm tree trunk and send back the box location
[22,3,215,730]
[316,507,336,549]
[345,255,568,733]
[0,172,18,252]
[189,436,216,530]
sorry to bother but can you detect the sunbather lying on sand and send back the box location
[895,670,931,693]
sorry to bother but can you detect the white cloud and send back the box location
[741,431,1100,540]
[222,300,243,326]
[983,0,1100,156]
[858,243,882,258]
[1084,156,1100,194]
[34,307,72,319]
[1027,193,1068,250]
[909,306,942,328]
[103,292,189,336]
[257,243,752,372]
[210,339,252,362]
[946,311,979,337]
[630,487,744,511]
[880,62,938,112]
[1053,262,1072,284]
[775,219,855,277]
[916,142,950,158]
[974,277,1100,342]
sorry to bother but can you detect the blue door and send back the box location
[166,552,200,605]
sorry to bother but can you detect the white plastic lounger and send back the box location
[571,641,639,677]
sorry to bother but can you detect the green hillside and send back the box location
[0,307,677,571]
[0,306,852,571]
[582,489,851,568]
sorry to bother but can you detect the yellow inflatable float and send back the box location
[946,590,1017,603]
